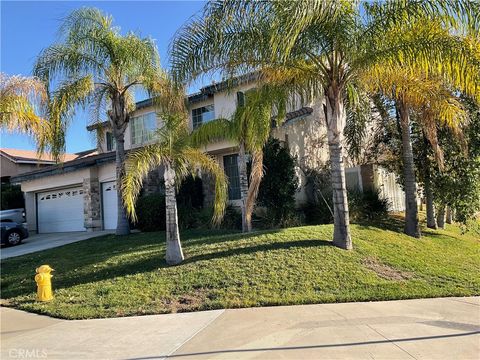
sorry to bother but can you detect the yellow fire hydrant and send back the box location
[35,265,54,301]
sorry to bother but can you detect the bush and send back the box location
[257,138,299,227]
[177,175,204,209]
[301,189,389,225]
[302,201,333,225]
[1,184,24,210]
[218,205,242,230]
[135,197,241,232]
[179,205,242,230]
[348,189,390,222]
[135,194,166,231]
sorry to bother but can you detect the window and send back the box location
[131,112,157,145]
[236,91,245,107]
[106,132,116,151]
[192,104,215,129]
[223,154,241,200]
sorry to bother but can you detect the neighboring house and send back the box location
[0,148,80,183]
[11,76,404,234]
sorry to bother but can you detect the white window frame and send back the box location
[131,112,157,145]
[192,104,215,129]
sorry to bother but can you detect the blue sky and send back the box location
[1,0,205,153]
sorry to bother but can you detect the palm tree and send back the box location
[190,86,287,232]
[0,73,92,163]
[33,7,169,235]
[0,73,48,145]
[121,104,228,265]
[361,65,473,236]
[170,0,478,246]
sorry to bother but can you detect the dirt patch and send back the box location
[165,289,208,313]
[363,257,413,280]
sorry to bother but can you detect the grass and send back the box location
[1,216,479,319]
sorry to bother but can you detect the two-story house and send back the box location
[11,76,404,234]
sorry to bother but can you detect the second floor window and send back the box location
[106,132,116,151]
[131,112,157,145]
[192,104,215,129]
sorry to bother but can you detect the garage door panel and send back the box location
[102,181,117,230]
[37,187,85,233]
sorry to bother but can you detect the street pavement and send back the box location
[1,297,479,359]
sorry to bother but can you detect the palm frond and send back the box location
[181,147,228,225]
[189,118,233,147]
[122,144,169,221]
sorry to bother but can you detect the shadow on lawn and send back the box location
[353,215,405,233]
[183,239,331,264]
[2,237,331,298]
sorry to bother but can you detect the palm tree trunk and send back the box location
[324,85,352,250]
[437,205,446,229]
[425,180,437,229]
[398,102,421,238]
[114,132,131,235]
[245,150,264,232]
[423,140,437,229]
[238,141,249,232]
[446,206,453,224]
[164,163,184,265]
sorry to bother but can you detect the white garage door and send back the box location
[102,181,118,230]
[37,187,85,233]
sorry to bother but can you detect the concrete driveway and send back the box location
[1,297,479,359]
[1,231,113,260]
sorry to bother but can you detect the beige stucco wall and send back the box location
[271,100,329,205]
[21,169,89,193]
[98,162,116,183]
[0,155,47,179]
[1,155,19,178]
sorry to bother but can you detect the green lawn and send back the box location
[1,217,479,319]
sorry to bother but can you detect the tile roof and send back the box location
[0,148,78,163]
[285,107,313,122]
[10,151,117,183]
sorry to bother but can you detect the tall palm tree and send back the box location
[190,86,287,232]
[33,7,169,235]
[170,0,478,246]
[122,105,227,265]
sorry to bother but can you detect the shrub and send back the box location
[218,205,242,230]
[348,189,390,222]
[177,175,204,209]
[1,183,24,210]
[302,189,389,225]
[179,205,242,230]
[136,197,241,232]
[135,194,166,231]
[302,201,333,225]
[257,138,299,227]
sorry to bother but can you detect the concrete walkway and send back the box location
[1,297,479,359]
[1,231,114,260]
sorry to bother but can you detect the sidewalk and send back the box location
[1,297,479,359]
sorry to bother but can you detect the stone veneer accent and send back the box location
[201,172,216,207]
[83,177,102,231]
[144,167,165,195]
